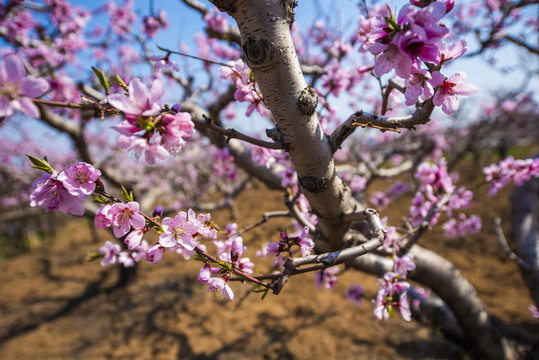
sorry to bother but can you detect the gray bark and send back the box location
[208,1,517,359]
[349,247,516,360]
[209,0,361,252]
[511,174,539,307]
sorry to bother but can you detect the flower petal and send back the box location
[20,77,49,97]
[1,54,25,83]
[13,97,40,118]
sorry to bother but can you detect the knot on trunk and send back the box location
[282,0,298,28]
[299,174,330,193]
[243,37,270,66]
[297,86,318,115]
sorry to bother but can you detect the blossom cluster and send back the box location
[142,9,168,39]
[219,59,266,117]
[107,78,195,164]
[374,254,415,321]
[360,1,477,114]
[198,235,255,301]
[30,161,101,216]
[258,226,315,267]
[408,158,480,238]
[483,156,539,196]
[99,240,148,268]
[370,181,408,209]
[0,54,50,119]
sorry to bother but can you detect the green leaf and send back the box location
[91,66,110,93]
[113,73,129,93]
[86,252,102,262]
[121,185,134,202]
[26,154,55,174]
[93,195,110,204]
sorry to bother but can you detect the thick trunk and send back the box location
[211,0,361,251]
[349,247,516,360]
[511,175,539,307]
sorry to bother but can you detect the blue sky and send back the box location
[1,0,537,152]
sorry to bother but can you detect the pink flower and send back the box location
[404,67,434,105]
[0,54,50,118]
[57,162,101,195]
[110,202,146,238]
[29,172,84,216]
[146,243,165,264]
[345,285,364,307]
[207,277,234,301]
[159,211,198,250]
[94,204,114,228]
[198,264,212,284]
[237,257,255,275]
[430,71,478,115]
[124,228,145,249]
[99,240,121,266]
[107,78,163,118]
[162,112,195,152]
[393,254,416,276]
[296,226,314,257]
[370,191,390,208]
[230,235,244,263]
[315,266,339,290]
[529,305,539,319]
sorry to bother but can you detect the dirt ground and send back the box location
[1,160,538,360]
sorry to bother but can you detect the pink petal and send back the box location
[447,71,467,83]
[429,71,445,87]
[130,212,146,229]
[1,54,25,83]
[107,93,143,114]
[149,79,163,104]
[129,78,149,109]
[441,94,459,115]
[13,97,40,118]
[19,77,49,97]
[454,82,478,97]
[373,53,393,77]
[0,96,14,117]
[159,233,177,248]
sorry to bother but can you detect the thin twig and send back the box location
[272,208,386,294]
[399,193,451,255]
[329,99,435,152]
[238,211,292,235]
[192,117,283,149]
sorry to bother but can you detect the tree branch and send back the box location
[272,208,386,294]
[330,99,435,152]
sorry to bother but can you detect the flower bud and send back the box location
[152,205,163,218]
[171,103,181,113]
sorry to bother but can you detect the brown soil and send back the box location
[1,161,538,360]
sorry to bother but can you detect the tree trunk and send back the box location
[210,0,361,252]
[511,174,539,307]
[349,247,516,360]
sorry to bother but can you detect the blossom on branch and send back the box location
[429,71,478,115]
[57,162,102,195]
[30,171,85,216]
[0,54,49,119]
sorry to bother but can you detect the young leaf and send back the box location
[91,66,110,94]
[26,154,55,174]
[121,185,134,202]
[113,73,129,93]
[93,195,110,204]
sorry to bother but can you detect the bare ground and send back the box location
[1,161,538,359]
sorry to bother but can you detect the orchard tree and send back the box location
[0,0,538,359]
